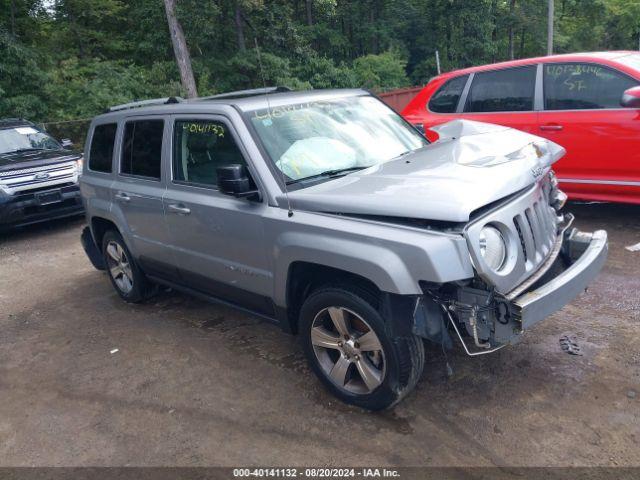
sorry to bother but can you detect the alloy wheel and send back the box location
[106,240,134,294]
[310,306,386,394]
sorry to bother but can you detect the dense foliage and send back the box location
[1,0,639,128]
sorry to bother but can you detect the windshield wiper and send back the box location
[12,148,47,154]
[287,166,369,185]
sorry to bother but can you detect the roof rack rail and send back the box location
[0,118,35,128]
[197,86,291,101]
[106,96,183,113]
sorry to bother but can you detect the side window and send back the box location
[88,123,117,173]
[120,119,164,180]
[464,66,536,112]
[172,120,246,187]
[544,63,638,110]
[428,75,469,113]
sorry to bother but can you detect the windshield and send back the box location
[0,126,62,155]
[246,95,428,183]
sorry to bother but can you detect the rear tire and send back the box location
[102,230,151,303]
[300,286,424,410]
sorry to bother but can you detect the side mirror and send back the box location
[621,86,640,108]
[216,164,260,199]
[61,138,74,149]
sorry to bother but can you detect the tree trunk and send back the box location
[234,1,246,52]
[369,3,375,53]
[446,10,453,62]
[10,0,16,36]
[305,0,313,26]
[163,0,198,98]
[491,0,497,62]
[508,0,516,60]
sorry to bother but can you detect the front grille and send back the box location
[23,198,79,215]
[464,175,561,294]
[0,160,78,194]
[513,200,557,268]
[14,182,77,199]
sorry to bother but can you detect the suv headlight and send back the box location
[76,157,84,176]
[479,225,507,271]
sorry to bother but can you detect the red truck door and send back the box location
[538,62,640,202]
[457,65,539,136]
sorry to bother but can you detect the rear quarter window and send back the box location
[88,123,117,173]
[428,75,469,113]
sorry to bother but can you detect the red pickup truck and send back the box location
[402,52,640,204]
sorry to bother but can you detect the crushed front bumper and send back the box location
[433,226,609,353]
[511,228,608,333]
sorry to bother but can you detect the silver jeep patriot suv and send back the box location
[80,88,608,410]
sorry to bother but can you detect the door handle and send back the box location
[114,192,131,202]
[540,124,563,131]
[167,203,191,215]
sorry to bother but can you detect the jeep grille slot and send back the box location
[513,215,529,263]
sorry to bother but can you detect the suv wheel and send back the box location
[102,230,151,303]
[300,286,424,410]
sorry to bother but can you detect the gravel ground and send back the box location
[0,202,638,467]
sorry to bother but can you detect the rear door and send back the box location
[83,122,118,217]
[162,115,273,315]
[458,65,539,135]
[419,74,469,140]
[538,62,640,201]
[111,116,175,277]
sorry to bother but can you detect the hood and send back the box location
[278,120,565,223]
[0,149,81,173]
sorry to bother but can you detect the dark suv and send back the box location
[0,118,84,229]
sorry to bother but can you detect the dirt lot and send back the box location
[0,203,638,467]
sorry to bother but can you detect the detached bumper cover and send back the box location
[512,229,608,331]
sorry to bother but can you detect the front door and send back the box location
[538,62,640,202]
[162,115,273,315]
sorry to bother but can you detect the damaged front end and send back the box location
[413,173,608,355]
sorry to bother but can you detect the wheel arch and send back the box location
[282,261,384,334]
[90,216,119,249]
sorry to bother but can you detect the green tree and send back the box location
[3,0,639,125]
[0,29,49,118]
[353,50,409,90]
[51,0,126,58]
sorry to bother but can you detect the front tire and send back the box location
[300,286,424,410]
[102,230,151,303]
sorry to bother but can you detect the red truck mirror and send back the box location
[621,86,640,108]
